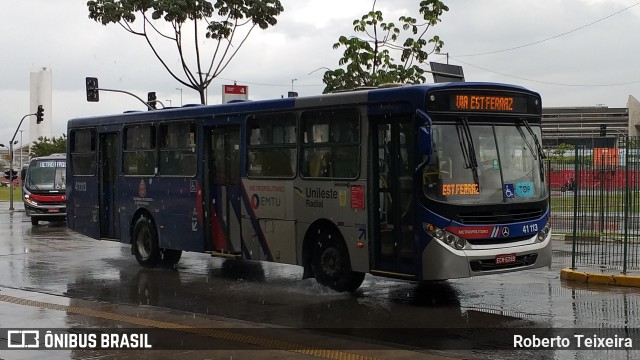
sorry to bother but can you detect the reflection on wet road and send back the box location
[1,209,640,359]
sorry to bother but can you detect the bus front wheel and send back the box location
[132,217,161,267]
[312,229,365,292]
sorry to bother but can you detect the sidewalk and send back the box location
[561,268,640,287]
[555,232,640,288]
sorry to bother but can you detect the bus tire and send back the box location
[311,228,365,292]
[132,217,161,267]
[162,249,182,266]
[31,217,38,226]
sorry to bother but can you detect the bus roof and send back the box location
[30,153,66,162]
[68,82,540,128]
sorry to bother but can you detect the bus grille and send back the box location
[466,235,532,245]
[457,207,543,224]
[469,254,538,272]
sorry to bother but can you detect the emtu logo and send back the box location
[251,194,260,209]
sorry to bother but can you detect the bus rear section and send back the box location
[23,154,67,226]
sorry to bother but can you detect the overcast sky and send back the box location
[2,0,639,146]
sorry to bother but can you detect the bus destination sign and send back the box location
[452,94,526,112]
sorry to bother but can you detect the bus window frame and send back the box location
[157,120,197,177]
[70,128,97,177]
[299,108,361,180]
[123,123,157,177]
[246,112,297,179]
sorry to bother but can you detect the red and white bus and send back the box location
[23,153,67,226]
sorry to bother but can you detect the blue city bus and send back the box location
[66,82,551,292]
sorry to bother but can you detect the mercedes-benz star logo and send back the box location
[501,227,510,237]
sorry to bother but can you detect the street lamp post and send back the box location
[291,78,297,92]
[165,99,172,107]
[7,107,43,211]
[5,140,17,210]
[308,67,331,76]
[435,51,449,64]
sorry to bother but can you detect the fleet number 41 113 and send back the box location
[522,224,538,233]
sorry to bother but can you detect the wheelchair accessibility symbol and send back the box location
[504,184,515,198]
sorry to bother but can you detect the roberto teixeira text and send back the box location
[514,334,633,349]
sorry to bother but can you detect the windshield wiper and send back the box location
[455,117,479,185]
[520,119,546,181]
[521,119,545,160]
[515,124,537,160]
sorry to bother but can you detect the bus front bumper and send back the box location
[421,232,552,280]
[24,203,67,219]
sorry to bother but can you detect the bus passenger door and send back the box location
[99,132,119,239]
[206,126,242,255]
[371,119,416,276]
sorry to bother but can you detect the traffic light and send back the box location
[147,92,157,109]
[4,170,17,180]
[600,124,607,137]
[86,77,99,102]
[36,105,44,124]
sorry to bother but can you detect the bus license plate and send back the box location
[48,209,60,213]
[496,253,516,265]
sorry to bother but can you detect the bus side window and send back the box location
[247,113,296,178]
[70,129,96,176]
[124,124,156,176]
[300,108,359,179]
[158,122,196,176]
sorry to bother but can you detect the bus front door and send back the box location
[99,132,119,239]
[371,119,416,277]
[205,126,242,255]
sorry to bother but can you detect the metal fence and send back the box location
[548,137,640,273]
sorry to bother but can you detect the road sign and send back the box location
[222,85,249,103]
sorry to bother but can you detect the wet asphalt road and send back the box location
[1,205,640,359]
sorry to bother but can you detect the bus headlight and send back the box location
[445,234,456,244]
[537,222,551,242]
[24,194,37,206]
[424,223,466,250]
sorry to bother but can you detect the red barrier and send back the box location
[549,169,638,189]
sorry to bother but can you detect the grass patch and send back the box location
[0,186,22,202]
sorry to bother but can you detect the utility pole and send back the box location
[8,106,42,210]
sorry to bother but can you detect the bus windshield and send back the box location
[25,159,67,191]
[423,121,546,204]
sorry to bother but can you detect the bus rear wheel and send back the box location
[312,230,365,292]
[132,217,161,267]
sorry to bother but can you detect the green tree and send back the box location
[30,135,67,158]
[545,143,575,162]
[87,0,284,104]
[323,0,448,93]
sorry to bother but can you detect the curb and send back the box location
[560,268,640,287]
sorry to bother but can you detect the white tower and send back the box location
[29,68,53,144]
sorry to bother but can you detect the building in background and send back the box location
[541,95,640,149]
[30,67,52,145]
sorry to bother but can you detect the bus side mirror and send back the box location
[418,127,432,157]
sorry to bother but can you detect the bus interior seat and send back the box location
[307,151,331,177]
